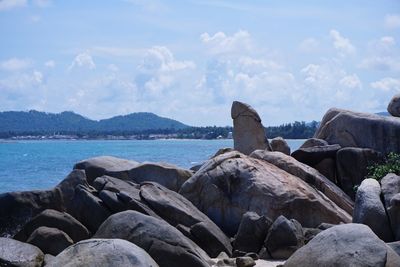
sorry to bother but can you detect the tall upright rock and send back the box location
[231,101,270,155]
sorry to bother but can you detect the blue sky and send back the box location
[0,0,399,126]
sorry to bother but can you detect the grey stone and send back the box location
[299,138,329,149]
[303,228,322,244]
[270,137,290,155]
[284,223,400,267]
[388,94,400,117]
[353,178,393,242]
[291,144,341,166]
[381,173,400,240]
[0,237,44,267]
[231,101,270,155]
[26,226,73,256]
[47,238,159,267]
[387,241,400,257]
[236,256,256,267]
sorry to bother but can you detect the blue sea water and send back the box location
[0,139,305,193]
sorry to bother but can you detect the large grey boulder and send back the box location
[336,147,383,199]
[14,209,89,243]
[0,237,44,267]
[284,223,400,267]
[74,156,139,184]
[388,241,400,257]
[291,144,341,166]
[231,101,270,155]
[270,137,290,155]
[314,108,400,154]
[388,94,400,117]
[353,179,393,242]
[299,138,328,148]
[94,210,211,267]
[381,174,400,240]
[26,226,73,256]
[250,150,353,215]
[179,151,351,236]
[47,238,159,267]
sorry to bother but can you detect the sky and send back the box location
[0,0,399,126]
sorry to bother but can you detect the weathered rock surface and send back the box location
[250,150,353,215]
[180,151,351,236]
[94,210,211,267]
[299,138,328,149]
[270,137,290,155]
[387,241,400,257]
[314,108,400,154]
[336,147,383,199]
[0,237,44,267]
[47,238,159,267]
[26,226,73,256]
[231,101,270,155]
[264,216,304,259]
[353,179,393,242]
[382,174,400,240]
[284,223,400,267]
[14,209,89,243]
[291,144,341,166]
[388,94,400,117]
[74,156,140,183]
[233,212,272,254]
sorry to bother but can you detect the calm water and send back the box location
[0,139,305,193]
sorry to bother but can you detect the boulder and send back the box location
[232,212,272,254]
[388,94,400,117]
[139,182,232,257]
[264,215,304,259]
[26,226,73,256]
[128,162,193,192]
[303,228,322,244]
[388,194,400,241]
[73,156,139,184]
[0,237,44,267]
[14,209,89,243]
[47,238,159,267]
[179,151,351,236]
[291,144,341,166]
[270,137,290,155]
[231,101,270,155]
[379,173,400,240]
[213,147,235,158]
[336,147,383,199]
[250,150,353,215]
[284,223,400,267]
[299,138,328,149]
[94,210,211,267]
[353,179,393,242]
[236,256,256,267]
[314,108,400,154]
[387,241,400,257]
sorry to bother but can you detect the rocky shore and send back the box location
[1,100,400,267]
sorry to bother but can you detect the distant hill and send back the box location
[375,111,390,117]
[0,110,189,134]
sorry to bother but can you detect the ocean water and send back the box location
[0,139,305,193]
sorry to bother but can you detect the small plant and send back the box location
[367,152,400,181]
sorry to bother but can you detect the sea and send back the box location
[0,139,305,193]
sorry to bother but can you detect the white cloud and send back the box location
[68,52,96,70]
[359,57,400,72]
[0,0,26,11]
[0,58,31,71]
[32,0,51,7]
[329,29,356,56]
[298,38,319,53]
[200,30,253,55]
[370,77,400,92]
[385,14,400,29]
[339,74,362,89]
[44,60,55,68]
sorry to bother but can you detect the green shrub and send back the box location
[367,152,400,181]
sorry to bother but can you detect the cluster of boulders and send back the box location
[0,99,400,266]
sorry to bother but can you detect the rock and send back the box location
[128,162,193,192]
[336,147,384,199]
[74,156,139,184]
[233,212,272,254]
[388,94,400,117]
[47,238,159,267]
[291,144,341,166]
[388,194,400,241]
[250,150,353,215]
[380,174,400,240]
[26,226,73,256]
[0,237,44,267]
[231,101,270,155]
[264,215,304,259]
[180,151,351,236]
[303,228,322,244]
[43,254,55,265]
[353,178,393,242]
[284,223,400,267]
[312,158,336,183]
[14,209,89,243]
[213,147,235,158]
[387,241,400,257]
[139,181,232,257]
[300,138,329,148]
[236,256,256,267]
[270,137,290,155]
[190,164,203,172]
[317,223,335,230]
[94,210,211,267]
[314,108,400,154]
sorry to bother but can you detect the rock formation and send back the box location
[388,94,400,117]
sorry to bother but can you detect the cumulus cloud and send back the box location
[68,52,96,70]
[44,60,55,68]
[0,58,31,71]
[339,74,362,89]
[385,14,400,29]
[0,0,26,11]
[329,29,356,57]
[370,77,400,92]
[298,38,319,53]
[201,30,253,55]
